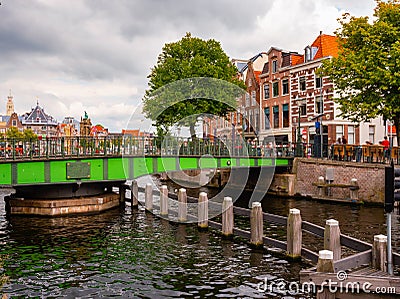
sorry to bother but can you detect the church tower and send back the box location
[6,90,15,116]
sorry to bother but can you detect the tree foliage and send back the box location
[143,33,246,137]
[320,0,400,144]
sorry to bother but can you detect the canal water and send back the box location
[1,181,399,298]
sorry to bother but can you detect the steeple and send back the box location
[6,89,14,116]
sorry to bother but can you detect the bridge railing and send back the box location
[0,136,303,160]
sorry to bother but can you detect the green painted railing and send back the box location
[0,137,292,187]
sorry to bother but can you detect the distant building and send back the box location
[21,101,58,137]
[6,91,15,116]
[6,112,23,132]
[58,117,79,137]
[80,112,92,137]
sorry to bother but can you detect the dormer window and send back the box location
[305,46,311,62]
[272,60,278,73]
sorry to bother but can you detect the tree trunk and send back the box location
[189,123,196,140]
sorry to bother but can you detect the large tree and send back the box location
[143,33,245,138]
[320,0,400,145]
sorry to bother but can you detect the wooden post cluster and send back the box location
[178,188,187,222]
[145,183,153,212]
[131,180,138,208]
[222,197,233,238]
[198,192,208,230]
[287,208,302,259]
[250,202,263,248]
[324,219,341,261]
[372,234,387,272]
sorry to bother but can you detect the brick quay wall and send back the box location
[292,158,386,204]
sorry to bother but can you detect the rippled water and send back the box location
[1,184,399,298]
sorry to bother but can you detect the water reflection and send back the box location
[1,184,399,298]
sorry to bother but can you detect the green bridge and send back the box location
[0,136,293,216]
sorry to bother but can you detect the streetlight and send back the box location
[295,99,306,157]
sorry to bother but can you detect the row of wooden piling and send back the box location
[123,180,390,272]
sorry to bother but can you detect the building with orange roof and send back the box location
[290,32,384,156]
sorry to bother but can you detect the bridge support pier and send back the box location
[6,192,120,216]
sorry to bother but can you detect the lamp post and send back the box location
[295,99,306,157]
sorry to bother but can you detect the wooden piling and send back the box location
[222,197,233,238]
[198,192,208,230]
[131,180,138,208]
[145,183,153,212]
[250,202,263,248]
[324,219,341,261]
[349,178,359,200]
[318,176,325,197]
[178,188,187,222]
[372,234,387,272]
[160,185,168,216]
[287,208,302,259]
[316,250,335,299]
[119,185,125,205]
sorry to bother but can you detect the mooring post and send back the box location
[178,188,187,222]
[119,185,125,205]
[198,192,208,230]
[372,234,387,272]
[287,208,302,258]
[349,178,359,200]
[318,176,325,197]
[160,185,168,216]
[250,202,263,248]
[145,183,153,212]
[316,250,335,299]
[131,180,138,208]
[222,197,234,238]
[324,219,341,261]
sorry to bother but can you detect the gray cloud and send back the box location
[0,0,376,131]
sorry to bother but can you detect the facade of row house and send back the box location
[289,33,385,153]
[259,47,303,144]
[205,32,387,155]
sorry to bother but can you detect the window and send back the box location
[245,93,250,107]
[282,104,289,128]
[299,76,306,91]
[315,76,322,89]
[264,107,270,129]
[273,105,279,128]
[282,79,289,95]
[315,96,323,114]
[272,60,278,73]
[12,120,17,127]
[255,110,259,131]
[272,82,279,97]
[336,125,343,141]
[300,102,307,116]
[348,125,355,144]
[263,84,270,99]
[251,91,256,106]
[369,125,375,144]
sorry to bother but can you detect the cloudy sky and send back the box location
[0,0,376,132]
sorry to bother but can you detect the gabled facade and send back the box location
[6,112,23,131]
[259,47,303,143]
[21,101,58,137]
